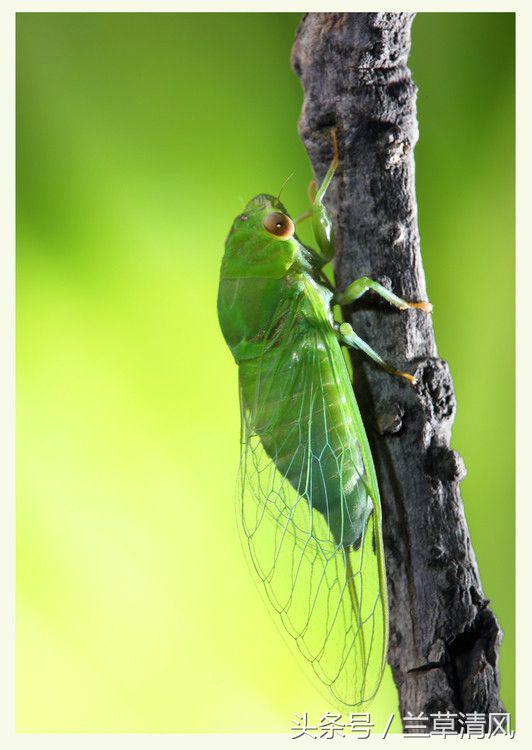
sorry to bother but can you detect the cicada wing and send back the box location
[237,325,388,709]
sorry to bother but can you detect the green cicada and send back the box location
[217,133,431,708]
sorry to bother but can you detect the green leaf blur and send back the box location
[17,12,514,732]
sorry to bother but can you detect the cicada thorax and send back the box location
[238,296,373,551]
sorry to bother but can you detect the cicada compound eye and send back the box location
[263,211,295,239]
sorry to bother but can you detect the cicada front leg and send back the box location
[310,129,340,263]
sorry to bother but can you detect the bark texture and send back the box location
[291,12,504,725]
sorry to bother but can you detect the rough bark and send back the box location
[292,12,504,726]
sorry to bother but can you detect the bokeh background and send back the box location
[16,13,515,733]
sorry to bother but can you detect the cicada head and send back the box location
[220,194,299,280]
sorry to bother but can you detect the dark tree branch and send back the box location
[292,12,504,725]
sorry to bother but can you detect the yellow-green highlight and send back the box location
[17,12,515,733]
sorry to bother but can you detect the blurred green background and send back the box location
[16,12,514,733]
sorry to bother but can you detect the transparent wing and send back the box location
[237,320,388,709]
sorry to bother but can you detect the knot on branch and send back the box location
[430,446,467,484]
[446,607,504,714]
[375,399,405,435]
[415,358,456,423]
[357,120,412,170]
